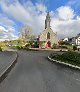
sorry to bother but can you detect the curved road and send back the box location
[0,50,80,92]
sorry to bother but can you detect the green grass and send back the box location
[50,51,80,66]
[11,46,21,49]
[63,45,73,50]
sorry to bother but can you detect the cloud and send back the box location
[0,0,47,34]
[57,6,75,20]
[0,14,15,27]
[36,3,47,13]
[51,19,80,38]
[67,0,80,13]
[0,26,18,41]
[0,0,80,41]
[67,0,80,7]
[0,1,33,24]
[50,6,80,38]
[0,13,18,41]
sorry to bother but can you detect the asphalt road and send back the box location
[0,50,80,92]
[0,51,17,75]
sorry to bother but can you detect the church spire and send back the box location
[45,12,51,29]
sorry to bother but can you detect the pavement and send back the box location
[30,48,68,51]
[0,50,80,92]
[0,51,17,82]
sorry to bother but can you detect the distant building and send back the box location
[68,33,80,46]
[76,33,80,45]
[69,37,76,45]
[39,12,58,48]
[63,38,69,42]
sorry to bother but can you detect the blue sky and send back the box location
[0,0,80,41]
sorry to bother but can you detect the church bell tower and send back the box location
[45,12,51,29]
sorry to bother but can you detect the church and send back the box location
[39,12,58,48]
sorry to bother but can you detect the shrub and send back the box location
[63,41,70,45]
[0,47,2,51]
[61,52,80,62]
[12,46,20,50]
[52,43,57,49]
[33,41,39,48]
[25,44,31,49]
[73,45,77,51]
[39,41,45,48]
[50,51,80,66]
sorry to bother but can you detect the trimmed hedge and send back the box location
[50,51,80,66]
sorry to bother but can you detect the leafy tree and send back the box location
[19,25,36,48]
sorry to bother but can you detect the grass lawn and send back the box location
[50,51,80,66]
[63,45,73,50]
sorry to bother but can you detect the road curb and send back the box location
[0,52,18,83]
[48,56,80,70]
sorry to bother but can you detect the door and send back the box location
[45,41,51,48]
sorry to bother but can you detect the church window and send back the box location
[47,32,50,39]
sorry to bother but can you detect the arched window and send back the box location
[47,32,50,39]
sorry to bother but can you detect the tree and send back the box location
[19,25,37,48]
[58,40,64,51]
[58,40,64,46]
[20,25,32,40]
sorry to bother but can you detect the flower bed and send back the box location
[50,51,80,66]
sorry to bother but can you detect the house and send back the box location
[68,33,80,47]
[63,38,69,42]
[76,33,80,45]
[69,37,76,45]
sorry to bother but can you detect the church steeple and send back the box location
[45,12,51,29]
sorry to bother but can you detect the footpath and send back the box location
[0,51,18,83]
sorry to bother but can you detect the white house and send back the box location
[63,38,69,42]
[76,33,80,45]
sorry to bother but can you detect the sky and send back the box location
[0,0,80,41]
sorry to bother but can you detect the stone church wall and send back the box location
[39,28,58,48]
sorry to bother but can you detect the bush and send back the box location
[0,47,2,51]
[25,44,31,49]
[73,45,77,51]
[50,51,80,66]
[61,52,80,62]
[12,46,20,50]
[63,41,70,45]
[33,41,39,48]
[52,43,57,49]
